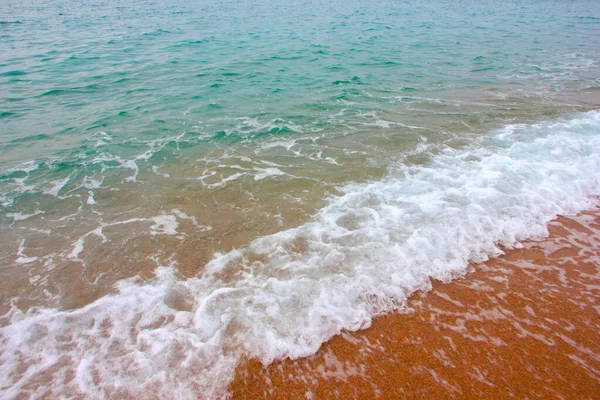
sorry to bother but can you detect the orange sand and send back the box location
[229,210,600,399]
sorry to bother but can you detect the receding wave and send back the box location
[1,111,600,399]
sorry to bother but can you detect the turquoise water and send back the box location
[2,0,598,165]
[1,0,599,398]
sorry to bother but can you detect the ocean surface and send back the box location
[0,0,599,398]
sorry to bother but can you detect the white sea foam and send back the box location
[260,160,284,167]
[259,139,298,151]
[92,153,140,183]
[91,131,112,147]
[123,160,139,182]
[6,210,44,222]
[15,239,39,264]
[87,191,96,205]
[43,177,70,197]
[172,209,212,232]
[82,175,103,189]
[68,227,107,261]
[64,215,186,264]
[253,167,286,180]
[151,165,170,178]
[200,171,245,188]
[2,161,40,198]
[2,111,600,399]
[150,215,180,236]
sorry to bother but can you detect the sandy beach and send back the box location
[230,209,600,399]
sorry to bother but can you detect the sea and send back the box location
[0,0,599,398]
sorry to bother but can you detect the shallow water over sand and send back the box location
[1,0,599,398]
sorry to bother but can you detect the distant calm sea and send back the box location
[1,0,599,398]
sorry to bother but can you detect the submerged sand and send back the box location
[230,209,600,398]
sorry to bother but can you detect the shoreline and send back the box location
[229,208,600,398]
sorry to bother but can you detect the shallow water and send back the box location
[0,0,599,398]
[231,210,600,399]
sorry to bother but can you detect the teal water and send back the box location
[2,0,598,165]
[1,0,599,398]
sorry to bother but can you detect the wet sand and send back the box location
[230,209,600,399]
